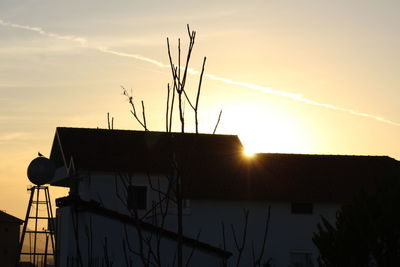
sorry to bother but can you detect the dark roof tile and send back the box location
[50,127,400,203]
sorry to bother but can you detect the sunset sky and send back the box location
[1,0,399,218]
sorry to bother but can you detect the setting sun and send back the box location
[0,1,399,249]
[220,102,311,155]
[243,148,256,157]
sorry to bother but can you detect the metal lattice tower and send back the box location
[16,185,55,267]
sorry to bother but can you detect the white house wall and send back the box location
[177,200,339,267]
[56,206,227,267]
[76,171,170,218]
[56,171,340,267]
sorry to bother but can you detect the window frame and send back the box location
[127,185,148,210]
[291,202,314,214]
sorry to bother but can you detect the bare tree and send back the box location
[116,25,272,267]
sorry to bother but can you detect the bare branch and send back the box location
[195,57,206,133]
[221,222,226,251]
[169,83,176,132]
[180,27,195,93]
[141,100,147,130]
[178,38,181,86]
[213,110,223,134]
[254,206,271,266]
[166,84,170,132]
[122,86,149,131]
[107,112,114,130]
[251,241,256,267]
[185,230,201,267]
[231,209,249,267]
[182,90,195,110]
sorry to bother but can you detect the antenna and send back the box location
[16,156,56,266]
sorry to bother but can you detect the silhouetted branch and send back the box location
[221,221,226,251]
[195,57,206,133]
[231,209,249,267]
[254,206,271,266]
[103,237,114,267]
[107,112,115,130]
[122,86,148,131]
[185,230,201,267]
[141,100,147,130]
[213,110,223,134]
[166,84,170,132]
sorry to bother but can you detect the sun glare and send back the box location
[243,148,256,158]
[221,103,311,155]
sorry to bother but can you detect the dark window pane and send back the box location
[291,203,313,214]
[128,186,147,210]
[290,252,313,267]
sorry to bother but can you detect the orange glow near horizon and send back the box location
[221,103,312,155]
[243,147,256,157]
[1,0,400,222]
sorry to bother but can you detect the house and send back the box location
[0,210,23,267]
[49,127,400,267]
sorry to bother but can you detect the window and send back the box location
[290,252,313,267]
[128,186,147,210]
[291,203,313,214]
[183,199,191,209]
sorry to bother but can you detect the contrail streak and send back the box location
[204,75,400,127]
[0,19,87,46]
[1,19,399,127]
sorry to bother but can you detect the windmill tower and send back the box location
[16,156,56,267]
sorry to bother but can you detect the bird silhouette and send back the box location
[38,152,44,157]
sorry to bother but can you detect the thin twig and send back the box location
[231,209,249,267]
[195,57,206,133]
[166,84,170,132]
[213,110,223,134]
[185,230,201,267]
[254,206,271,266]
[221,222,226,251]
[122,86,148,131]
[141,100,147,130]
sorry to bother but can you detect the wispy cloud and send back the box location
[0,19,87,46]
[203,75,400,127]
[1,19,399,127]
[96,46,168,68]
[0,132,30,142]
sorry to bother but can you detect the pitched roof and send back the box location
[50,127,400,202]
[50,127,243,173]
[0,210,23,224]
[205,153,400,202]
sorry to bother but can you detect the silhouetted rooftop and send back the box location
[0,210,23,224]
[50,127,400,202]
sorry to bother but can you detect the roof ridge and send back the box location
[255,152,397,160]
[56,126,239,138]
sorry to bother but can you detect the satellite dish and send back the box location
[27,157,55,185]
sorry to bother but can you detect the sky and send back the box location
[1,0,399,219]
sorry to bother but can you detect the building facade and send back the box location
[49,127,400,267]
[0,211,23,267]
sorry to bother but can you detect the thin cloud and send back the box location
[204,75,400,127]
[0,19,87,46]
[0,132,30,142]
[1,19,399,127]
[96,46,168,68]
